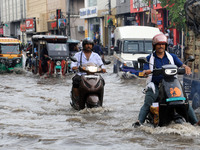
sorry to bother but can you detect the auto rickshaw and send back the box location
[0,37,23,73]
[31,35,75,76]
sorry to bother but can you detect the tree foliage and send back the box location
[142,0,186,31]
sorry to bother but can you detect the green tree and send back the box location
[143,0,186,31]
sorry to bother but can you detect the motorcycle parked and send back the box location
[70,63,105,110]
[138,56,195,127]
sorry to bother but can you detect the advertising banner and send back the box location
[26,19,34,29]
[26,18,36,33]
[58,19,66,29]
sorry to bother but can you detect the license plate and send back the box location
[139,72,144,77]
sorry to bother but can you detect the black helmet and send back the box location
[82,38,94,48]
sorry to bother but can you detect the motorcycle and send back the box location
[70,63,105,110]
[138,56,195,127]
[46,56,77,76]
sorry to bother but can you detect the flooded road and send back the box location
[1,60,200,150]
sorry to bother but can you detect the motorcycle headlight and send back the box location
[56,61,61,66]
[165,69,177,75]
[16,58,21,64]
[87,66,98,72]
[123,61,133,67]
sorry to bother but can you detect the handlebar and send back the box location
[151,67,185,76]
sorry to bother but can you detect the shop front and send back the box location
[80,6,100,41]
[130,0,180,45]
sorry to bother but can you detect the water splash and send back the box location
[78,107,113,114]
[140,123,200,136]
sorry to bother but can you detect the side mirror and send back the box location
[184,55,195,64]
[187,55,195,62]
[138,57,147,63]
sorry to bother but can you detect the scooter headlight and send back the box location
[123,61,133,67]
[165,69,177,75]
[56,61,61,66]
[87,66,98,72]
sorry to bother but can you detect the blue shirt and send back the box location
[144,52,183,85]
[93,45,103,55]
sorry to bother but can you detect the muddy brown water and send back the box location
[1,59,200,150]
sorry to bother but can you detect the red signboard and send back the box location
[51,22,57,29]
[130,0,163,13]
[20,24,26,32]
[26,19,34,29]
[0,28,3,34]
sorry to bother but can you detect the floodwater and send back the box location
[1,58,200,150]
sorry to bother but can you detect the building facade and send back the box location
[80,0,116,46]
[26,0,84,42]
[116,0,133,26]
[0,0,180,45]
[0,0,26,42]
[129,0,180,45]
[0,0,84,43]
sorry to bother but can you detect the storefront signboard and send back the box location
[80,6,98,18]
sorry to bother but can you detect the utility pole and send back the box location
[67,0,71,39]
[20,0,24,43]
[108,0,111,56]
[150,0,153,27]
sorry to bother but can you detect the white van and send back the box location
[113,26,161,77]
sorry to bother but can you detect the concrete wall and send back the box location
[26,0,48,33]
[70,0,85,40]
[1,0,24,22]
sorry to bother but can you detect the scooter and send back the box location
[70,63,105,110]
[138,56,195,127]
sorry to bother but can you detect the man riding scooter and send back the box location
[133,33,200,127]
[70,38,106,110]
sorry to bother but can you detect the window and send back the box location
[123,40,152,53]
[88,0,97,7]
[0,44,20,54]
[144,41,153,53]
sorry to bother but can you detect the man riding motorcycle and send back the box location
[70,38,106,109]
[133,33,200,127]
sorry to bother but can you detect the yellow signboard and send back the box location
[0,38,21,43]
